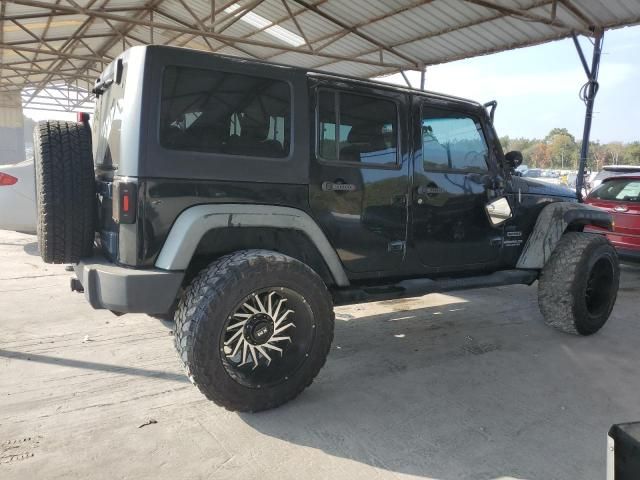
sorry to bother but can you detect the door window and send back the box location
[318,90,398,166]
[422,110,488,172]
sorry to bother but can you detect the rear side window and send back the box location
[160,66,291,158]
[317,90,398,166]
[591,179,640,202]
[422,109,488,172]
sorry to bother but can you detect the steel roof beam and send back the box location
[156,4,260,59]
[0,1,5,85]
[559,0,596,30]
[21,0,105,103]
[4,0,416,69]
[281,0,313,52]
[1,6,148,21]
[261,0,436,61]
[3,33,118,46]
[291,0,422,67]
[64,0,169,90]
[308,0,581,71]
[217,0,266,34]
[3,66,95,81]
[0,42,104,62]
[156,0,244,47]
[462,0,574,29]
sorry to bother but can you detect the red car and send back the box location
[585,174,640,260]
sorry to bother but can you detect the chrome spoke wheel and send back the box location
[220,287,315,388]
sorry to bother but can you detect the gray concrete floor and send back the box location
[1,229,639,480]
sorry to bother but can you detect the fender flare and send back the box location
[516,202,612,269]
[155,204,350,286]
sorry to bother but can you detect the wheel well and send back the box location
[565,222,586,232]
[183,227,336,287]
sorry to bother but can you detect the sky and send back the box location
[379,25,640,144]
[24,25,640,144]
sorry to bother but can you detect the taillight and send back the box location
[112,180,137,224]
[0,172,18,186]
[77,112,90,123]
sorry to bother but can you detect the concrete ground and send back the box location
[1,230,639,480]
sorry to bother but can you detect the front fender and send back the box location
[516,202,612,269]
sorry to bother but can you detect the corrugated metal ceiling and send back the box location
[1,0,640,110]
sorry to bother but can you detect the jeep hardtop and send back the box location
[33,45,619,411]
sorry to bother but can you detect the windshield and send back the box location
[589,178,640,202]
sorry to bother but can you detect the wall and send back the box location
[0,92,25,165]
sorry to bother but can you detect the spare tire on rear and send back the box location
[33,121,96,264]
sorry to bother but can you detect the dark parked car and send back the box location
[585,175,640,260]
[32,45,618,411]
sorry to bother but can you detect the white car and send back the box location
[0,159,36,234]
[522,168,561,185]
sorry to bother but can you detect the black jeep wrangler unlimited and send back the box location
[34,45,619,412]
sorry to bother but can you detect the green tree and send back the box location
[530,142,551,169]
[606,142,625,165]
[588,142,607,172]
[548,133,578,170]
[545,128,576,143]
[624,142,640,163]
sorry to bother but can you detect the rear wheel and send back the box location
[33,121,95,264]
[538,232,619,335]
[174,250,334,412]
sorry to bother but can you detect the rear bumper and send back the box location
[73,257,184,314]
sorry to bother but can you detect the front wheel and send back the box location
[538,232,619,335]
[174,250,334,412]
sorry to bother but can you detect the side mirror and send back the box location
[485,197,512,226]
[504,150,523,170]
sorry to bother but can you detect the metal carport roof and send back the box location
[1,0,640,111]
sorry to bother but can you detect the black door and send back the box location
[411,103,502,270]
[308,85,410,274]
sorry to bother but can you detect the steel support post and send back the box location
[573,30,604,200]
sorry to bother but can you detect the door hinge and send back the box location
[388,240,406,253]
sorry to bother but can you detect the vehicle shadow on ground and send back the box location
[0,348,189,383]
[239,280,638,480]
[0,240,40,256]
[22,241,39,256]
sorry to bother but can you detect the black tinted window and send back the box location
[422,109,488,172]
[318,90,397,166]
[160,66,290,158]
[590,179,640,202]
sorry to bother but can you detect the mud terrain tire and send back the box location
[174,250,334,412]
[538,232,619,335]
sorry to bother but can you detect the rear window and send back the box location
[590,179,640,202]
[159,66,291,158]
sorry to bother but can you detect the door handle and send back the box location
[416,185,444,197]
[322,181,356,192]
